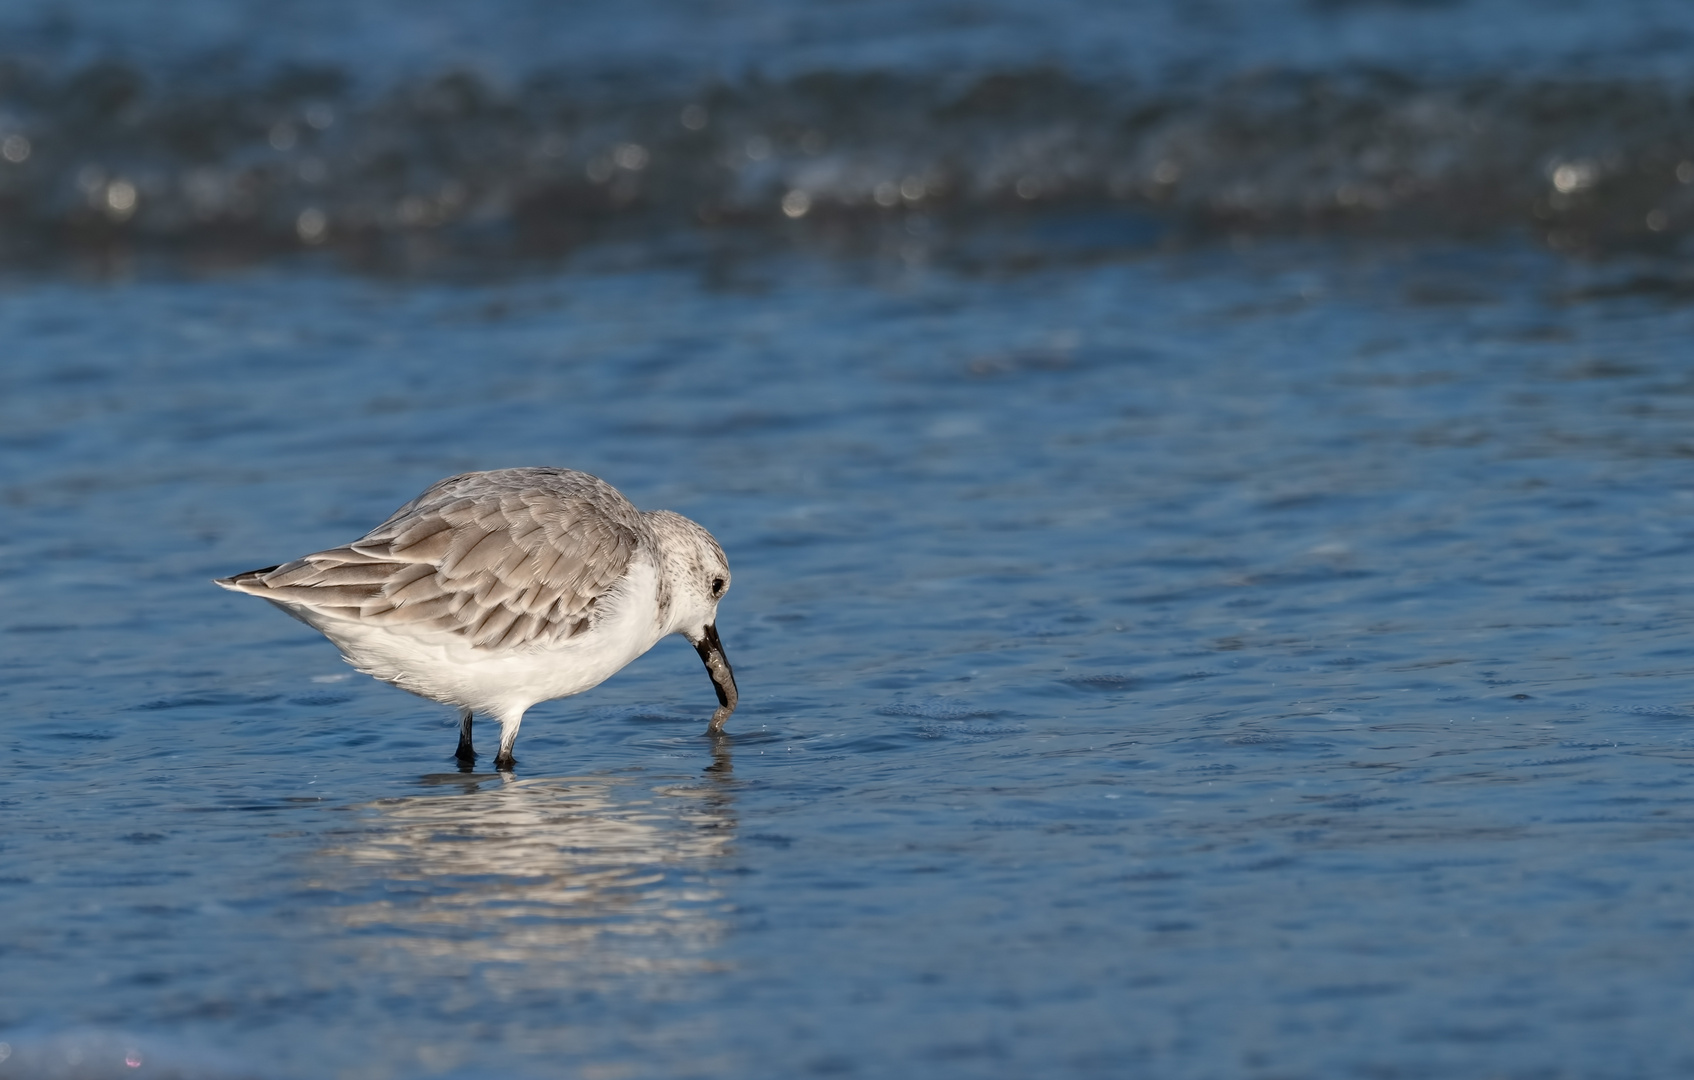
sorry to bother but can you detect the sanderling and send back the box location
[215,467,736,768]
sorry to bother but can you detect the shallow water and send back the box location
[4,235,1694,1077]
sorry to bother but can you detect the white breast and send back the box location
[307,558,669,716]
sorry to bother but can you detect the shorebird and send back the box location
[215,468,736,768]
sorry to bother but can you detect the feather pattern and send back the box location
[226,468,646,649]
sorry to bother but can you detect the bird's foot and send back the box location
[493,752,516,771]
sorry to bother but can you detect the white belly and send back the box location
[305,560,668,717]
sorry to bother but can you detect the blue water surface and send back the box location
[4,234,1694,1078]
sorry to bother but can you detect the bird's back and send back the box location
[216,468,649,651]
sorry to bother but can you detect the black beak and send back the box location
[693,622,738,734]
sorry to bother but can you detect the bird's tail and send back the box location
[212,565,280,593]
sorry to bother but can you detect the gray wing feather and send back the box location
[222,469,646,649]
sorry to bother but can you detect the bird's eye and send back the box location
[711,577,725,597]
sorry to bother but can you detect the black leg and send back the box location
[492,712,521,770]
[454,707,476,762]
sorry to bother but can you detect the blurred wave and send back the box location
[2,0,1693,262]
[3,59,1693,260]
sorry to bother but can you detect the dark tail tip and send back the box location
[213,565,280,592]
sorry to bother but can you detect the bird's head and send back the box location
[649,510,737,731]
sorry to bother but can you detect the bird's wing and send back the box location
[218,471,644,650]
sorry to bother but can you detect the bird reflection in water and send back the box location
[313,743,737,990]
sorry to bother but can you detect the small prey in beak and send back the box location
[693,622,738,734]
